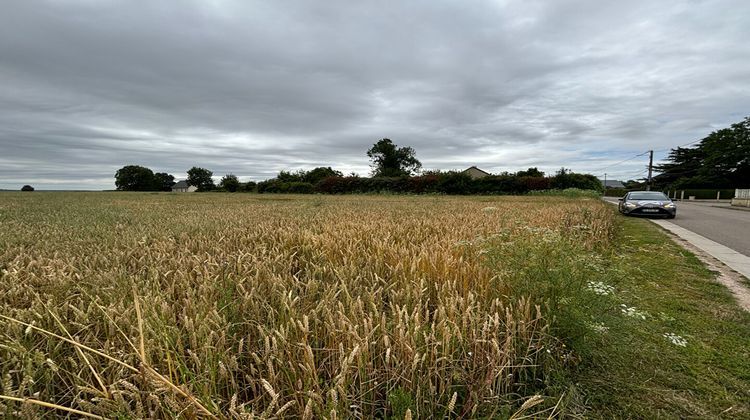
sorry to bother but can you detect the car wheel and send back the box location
[667,214,675,219]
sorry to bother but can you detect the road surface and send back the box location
[605,199,750,257]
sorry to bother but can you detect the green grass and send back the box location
[552,216,750,418]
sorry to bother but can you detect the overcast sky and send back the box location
[1,0,749,190]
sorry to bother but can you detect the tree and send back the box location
[366,138,422,177]
[550,168,603,192]
[516,167,544,177]
[21,185,34,191]
[153,172,176,191]
[220,174,240,192]
[275,167,343,184]
[187,167,215,192]
[115,165,156,191]
[243,181,257,192]
[303,167,343,184]
[276,170,305,183]
[653,116,750,189]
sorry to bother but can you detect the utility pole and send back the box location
[646,150,653,191]
[604,173,607,191]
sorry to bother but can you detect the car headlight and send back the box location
[624,202,637,208]
[663,203,675,208]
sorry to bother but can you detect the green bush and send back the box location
[262,171,596,196]
[257,180,314,194]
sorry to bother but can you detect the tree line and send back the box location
[653,116,749,189]
[114,138,603,194]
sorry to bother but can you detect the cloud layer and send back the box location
[2,0,749,189]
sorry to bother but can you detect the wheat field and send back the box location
[0,193,614,418]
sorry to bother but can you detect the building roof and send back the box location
[600,179,625,188]
[462,166,492,176]
[172,180,189,189]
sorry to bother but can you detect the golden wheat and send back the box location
[0,193,614,418]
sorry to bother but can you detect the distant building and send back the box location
[600,179,625,189]
[171,180,197,193]
[462,166,491,179]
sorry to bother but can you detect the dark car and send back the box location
[618,191,676,218]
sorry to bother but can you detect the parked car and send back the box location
[618,191,676,218]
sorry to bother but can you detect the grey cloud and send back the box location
[1,0,749,189]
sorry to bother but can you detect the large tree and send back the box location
[220,174,240,192]
[153,172,176,191]
[653,116,750,189]
[366,138,422,177]
[187,167,215,191]
[115,165,156,191]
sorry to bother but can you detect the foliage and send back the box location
[219,174,240,192]
[242,181,257,192]
[114,165,156,191]
[516,167,545,177]
[276,167,344,185]
[604,188,628,197]
[653,116,750,189]
[290,171,588,195]
[305,167,343,184]
[153,172,175,192]
[257,180,315,194]
[114,166,178,192]
[367,139,422,177]
[20,185,34,192]
[186,167,215,192]
[550,168,604,193]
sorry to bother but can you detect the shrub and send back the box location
[257,180,314,194]
[435,172,473,195]
[242,181,257,192]
[21,185,34,192]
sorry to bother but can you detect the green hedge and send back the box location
[257,172,602,195]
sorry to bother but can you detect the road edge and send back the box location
[602,198,750,311]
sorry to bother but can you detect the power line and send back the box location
[590,151,650,173]
[654,139,702,154]
[604,167,647,180]
[620,169,649,180]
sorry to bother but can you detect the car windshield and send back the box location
[628,192,669,201]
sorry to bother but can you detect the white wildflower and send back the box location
[587,281,615,296]
[586,322,609,333]
[663,333,687,347]
[620,304,648,320]
[657,312,676,322]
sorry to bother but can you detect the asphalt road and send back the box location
[606,199,750,257]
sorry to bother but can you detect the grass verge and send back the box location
[516,215,750,418]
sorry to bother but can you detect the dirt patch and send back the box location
[664,232,750,312]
